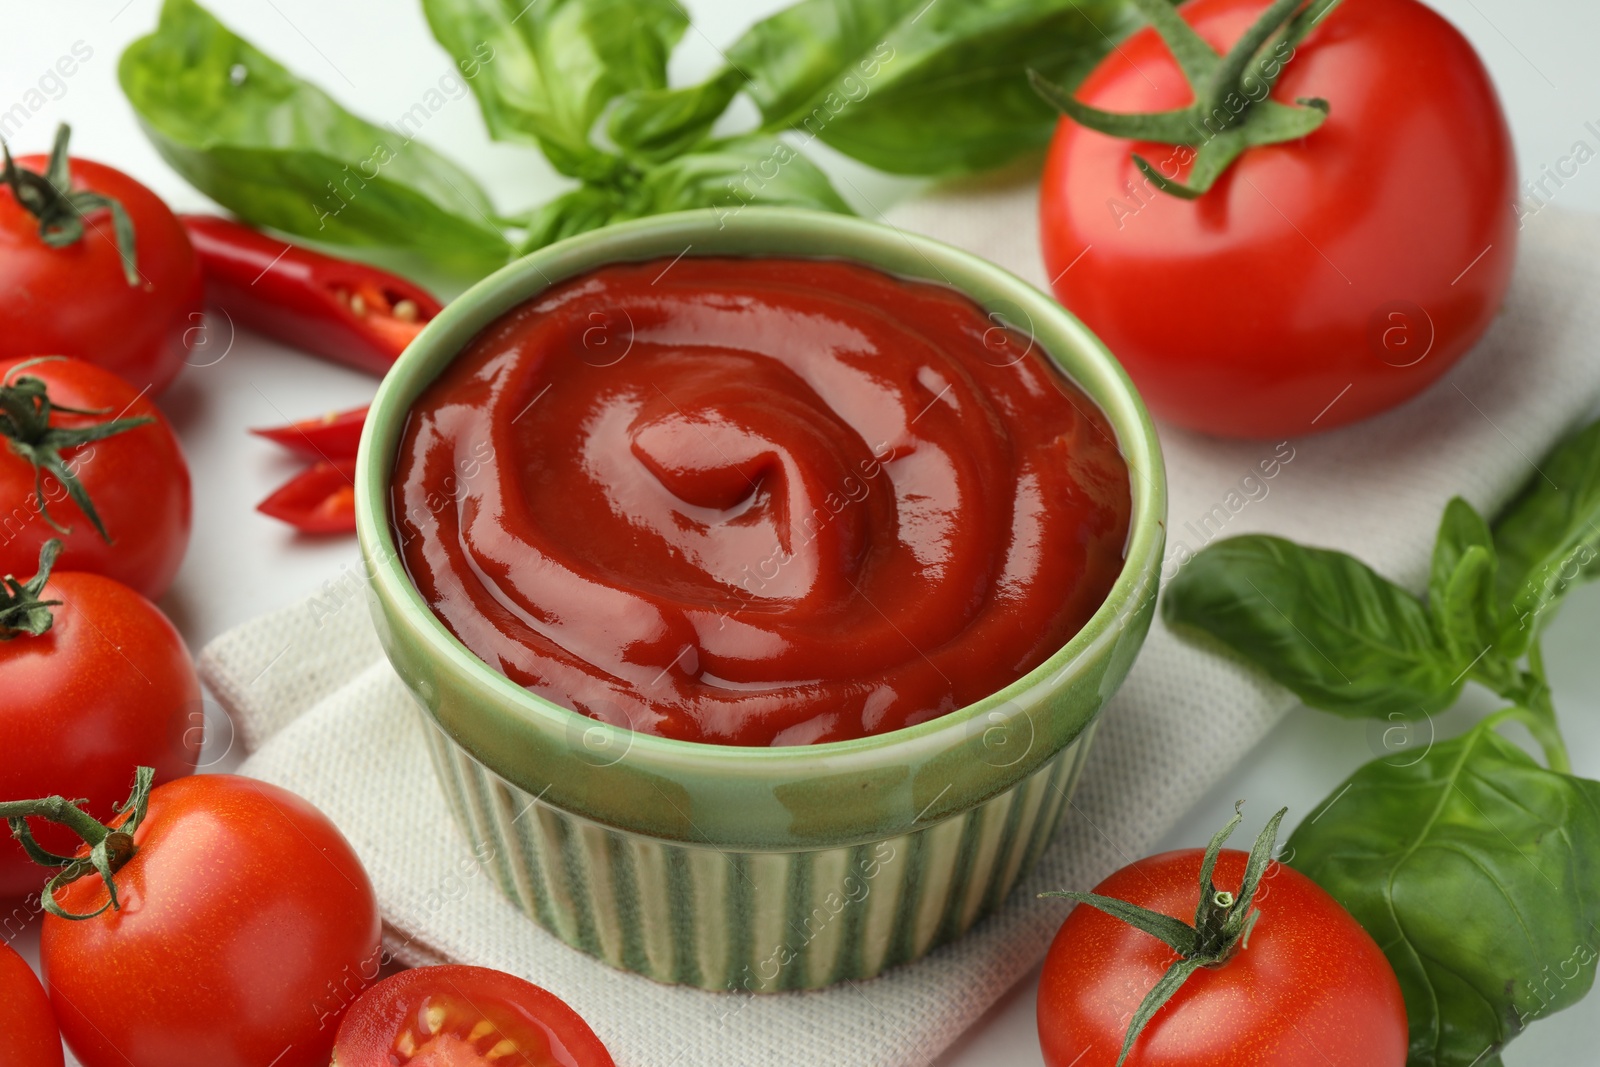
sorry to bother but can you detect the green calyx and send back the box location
[0,357,154,541]
[2,123,140,286]
[1,766,154,920]
[1042,802,1288,1067]
[1029,0,1343,199]
[0,539,63,639]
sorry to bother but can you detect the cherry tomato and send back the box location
[332,965,616,1067]
[1,127,202,396]
[0,356,192,601]
[0,557,199,899]
[251,404,367,462]
[1039,0,1516,438]
[1038,847,1406,1066]
[258,458,358,535]
[0,939,62,1067]
[41,774,381,1067]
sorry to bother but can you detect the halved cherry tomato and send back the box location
[0,938,62,1067]
[332,965,615,1067]
[182,215,440,377]
[251,404,367,462]
[257,458,357,534]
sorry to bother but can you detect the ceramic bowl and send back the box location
[355,208,1166,991]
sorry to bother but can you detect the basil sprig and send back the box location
[119,0,1136,273]
[1165,416,1600,1065]
[712,0,1137,177]
[120,0,512,276]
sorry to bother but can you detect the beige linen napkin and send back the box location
[200,192,1600,1067]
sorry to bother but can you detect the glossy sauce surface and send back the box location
[393,258,1130,746]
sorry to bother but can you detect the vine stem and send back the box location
[1519,641,1571,773]
[0,767,154,920]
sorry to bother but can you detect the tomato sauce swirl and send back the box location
[393,258,1130,746]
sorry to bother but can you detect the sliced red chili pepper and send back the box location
[250,404,367,462]
[181,215,442,376]
[257,459,358,535]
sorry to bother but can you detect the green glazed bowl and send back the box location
[355,208,1166,991]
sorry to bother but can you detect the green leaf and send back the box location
[629,135,853,218]
[119,0,509,276]
[1163,535,1463,719]
[1493,418,1600,656]
[421,0,686,178]
[518,135,853,254]
[1431,497,1496,613]
[514,184,628,254]
[1434,545,1500,679]
[1427,498,1507,686]
[1288,726,1600,1067]
[721,0,1137,176]
[608,68,746,163]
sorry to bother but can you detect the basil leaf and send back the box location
[1493,417,1600,656]
[421,0,686,179]
[608,68,746,163]
[515,185,627,253]
[629,135,852,218]
[120,0,509,276]
[1425,497,1507,685]
[1288,727,1600,1067]
[1430,497,1495,614]
[1162,535,1463,719]
[1434,545,1500,678]
[517,136,853,254]
[724,0,1136,176]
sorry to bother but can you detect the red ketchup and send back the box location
[393,258,1131,746]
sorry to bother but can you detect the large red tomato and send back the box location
[0,356,192,600]
[1037,848,1406,1066]
[1040,0,1516,438]
[0,939,62,1067]
[332,965,617,1067]
[40,775,382,1067]
[0,130,202,396]
[0,557,199,899]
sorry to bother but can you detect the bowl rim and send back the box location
[355,208,1165,808]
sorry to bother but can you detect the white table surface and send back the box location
[5,2,1599,1064]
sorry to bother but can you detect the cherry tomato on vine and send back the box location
[1037,0,1516,438]
[332,965,616,1067]
[1037,808,1406,1066]
[24,773,381,1067]
[0,356,192,601]
[0,939,62,1067]
[0,125,202,396]
[0,542,198,899]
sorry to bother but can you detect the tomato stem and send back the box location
[0,766,155,920]
[2,124,141,285]
[0,358,154,541]
[1042,801,1290,1066]
[0,539,62,639]
[1029,0,1344,198]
